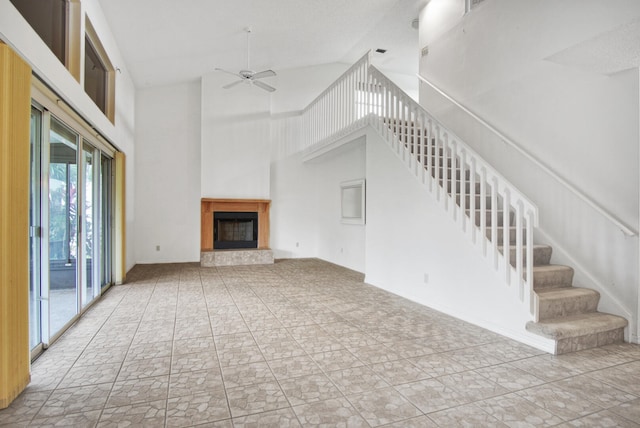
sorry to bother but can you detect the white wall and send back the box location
[271,63,351,114]
[364,128,554,351]
[419,0,640,342]
[201,73,272,199]
[270,152,319,260]
[270,135,367,273]
[311,139,367,271]
[0,0,137,270]
[134,82,202,263]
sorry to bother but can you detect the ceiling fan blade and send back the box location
[215,67,240,77]
[253,80,276,92]
[251,70,276,80]
[222,79,244,89]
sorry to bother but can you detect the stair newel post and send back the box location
[333,83,337,135]
[353,69,358,127]
[394,87,400,155]
[328,86,332,138]
[525,208,536,316]
[426,118,433,192]
[366,66,372,122]
[469,157,477,244]
[450,139,458,221]
[407,102,413,171]
[410,105,416,174]
[308,102,312,146]
[479,167,487,256]
[491,176,499,270]
[337,77,342,133]
[502,188,511,285]
[516,200,525,300]
[383,82,389,141]
[435,128,447,202]
[460,148,467,233]
[414,109,421,178]
[400,95,406,162]
[416,111,424,185]
[373,72,378,120]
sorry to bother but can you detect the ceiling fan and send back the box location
[215,27,276,92]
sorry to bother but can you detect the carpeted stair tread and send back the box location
[499,244,552,266]
[532,264,574,289]
[536,286,600,320]
[525,312,628,340]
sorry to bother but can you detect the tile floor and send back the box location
[2,259,640,427]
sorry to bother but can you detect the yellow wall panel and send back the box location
[0,43,32,408]
[114,152,126,283]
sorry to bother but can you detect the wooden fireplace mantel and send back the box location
[201,198,271,251]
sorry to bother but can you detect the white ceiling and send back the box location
[546,16,640,75]
[97,0,427,88]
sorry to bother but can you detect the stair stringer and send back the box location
[362,127,555,352]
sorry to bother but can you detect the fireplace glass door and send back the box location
[214,212,258,249]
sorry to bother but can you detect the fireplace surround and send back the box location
[200,198,272,266]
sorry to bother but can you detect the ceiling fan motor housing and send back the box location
[239,70,254,79]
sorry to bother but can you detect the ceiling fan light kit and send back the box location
[215,27,277,92]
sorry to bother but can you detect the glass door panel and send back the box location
[48,117,79,336]
[81,142,95,308]
[100,154,112,289]
[29,106,42,351]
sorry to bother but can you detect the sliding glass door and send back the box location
[29,101,114,354]
[48,117,79,336]
[100,154,113,289]
[29,107,42,353]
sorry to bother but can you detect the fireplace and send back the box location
[200,199,271,251]
[201,199,273,266]
[214,212,258,249]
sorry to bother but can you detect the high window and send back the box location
[84,36,107,113]
[10,0,67,64]
[84,18,115,122]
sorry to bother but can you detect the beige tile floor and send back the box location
[2,259,640,427]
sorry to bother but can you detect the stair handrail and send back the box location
[369,66,538,315]
[303,51,371,115]
[417,73,638,237]
[294,55,542,315]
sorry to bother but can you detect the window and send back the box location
[84,18,115,122]
[10,0,67,64]
[84,36,107,113]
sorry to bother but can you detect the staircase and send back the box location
[294,52,629,354]
[388,119,627,354]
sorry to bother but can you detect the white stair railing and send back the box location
[296,52,540,317]
[300,53,371,150]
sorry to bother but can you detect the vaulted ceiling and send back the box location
[97,0,427,87]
